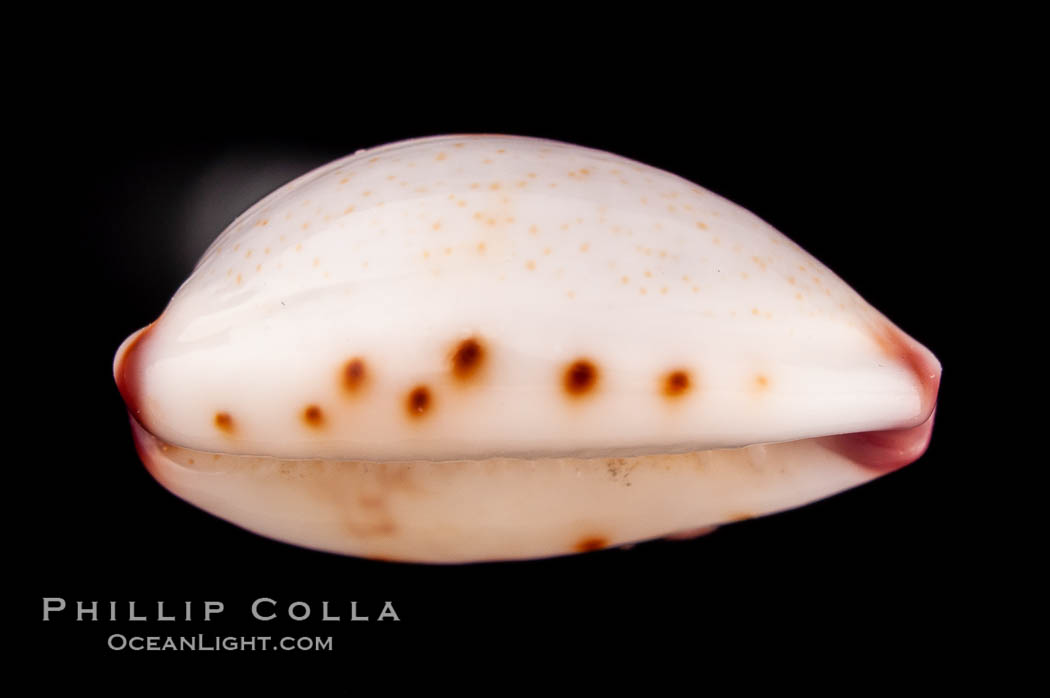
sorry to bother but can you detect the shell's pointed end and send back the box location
[114,323,155,425]
[870,318,942,419]
[818,318,941,474]
[819,408,937,474]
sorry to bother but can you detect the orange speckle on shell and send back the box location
[450,337,485,381]
[405,386,432,418]
[302,405,324,428]
[663,370,692,398]
[342,358,367,392]
[575,536,608,553]
[214,412,235,434]
[563,359,599,397]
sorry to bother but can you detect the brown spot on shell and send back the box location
[563,359,599,397]
[450,337,485,381]
[575,536,609,553]
[342,357,368,392]
[406,385,432,418]
[214,412,235,434]
[302,404,324,428]
[663,369,692,398]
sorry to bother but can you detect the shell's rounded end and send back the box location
[814,317,940,475]
[818,408,936,474]
[114,323,155,424]
[866,316,942,423]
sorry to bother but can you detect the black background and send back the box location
[19,36,987,666]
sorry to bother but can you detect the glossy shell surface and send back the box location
[115,134,941,562]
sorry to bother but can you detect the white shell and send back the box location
[115,134,940,562]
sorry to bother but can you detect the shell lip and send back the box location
[818,408,937,474]
[123,416,938,472]
[114,323,155,425]
[114,319,941,469]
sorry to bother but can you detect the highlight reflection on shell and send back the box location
[114,134,941,563]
